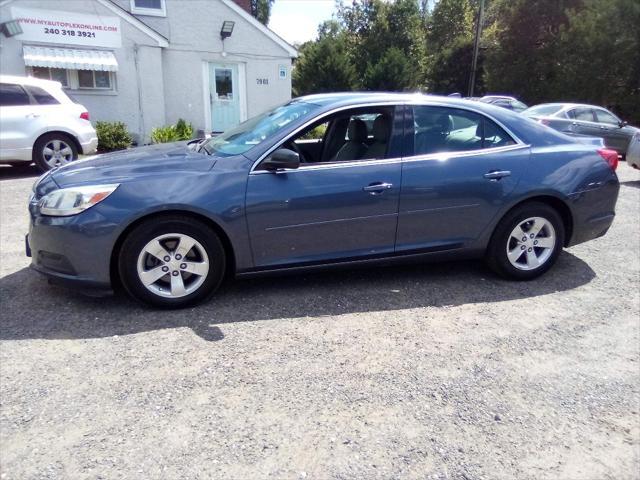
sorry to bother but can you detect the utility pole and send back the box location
[468,0,485,97]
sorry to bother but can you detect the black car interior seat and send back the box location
[332,119,368,161]
[365,115,390,159]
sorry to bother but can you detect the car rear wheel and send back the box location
[486,202,565,280]
[118,216,226,308]
[33,133,78,171]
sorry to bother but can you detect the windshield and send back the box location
[200,100,319,156]
[523,104,564,117]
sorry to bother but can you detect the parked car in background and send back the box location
[478,95,529,112]
[0,75,97,171]
[523,103,639,159]
[27,93,619,308]
[626,131,640,169]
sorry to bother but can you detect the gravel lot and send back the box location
[1,164,639,480]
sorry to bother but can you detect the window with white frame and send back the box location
[130,0,166,16]
[29,67,115,91]
[31,67,69,87]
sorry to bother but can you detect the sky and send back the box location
[268,0,337,46]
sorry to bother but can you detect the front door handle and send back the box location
[484,170,511,180]
[363,182,393,193]
[26,113,41,118]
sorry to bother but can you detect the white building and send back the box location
[0,0,297,142]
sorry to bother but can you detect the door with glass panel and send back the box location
[396,105,530,252]
[209,63,240,133]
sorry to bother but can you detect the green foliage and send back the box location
[293,21,357,96]
[151,126,179,144]
[95,121,132,152]
[174,118,194,141]
[292,0,640,124]
[299,123,328,140]
[251,0,274,25]
[151,119,194,144]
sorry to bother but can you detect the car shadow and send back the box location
[620,180,640,189]
[0,252,596,342]
[0,164,40,181]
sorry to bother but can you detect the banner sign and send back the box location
[11,7,121,48]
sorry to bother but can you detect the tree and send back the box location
[556,0,640,123]
[251,0,274,25]
[292,21,357,96]
[337,0,426,90]
[424,0,477,94]
[481,0,583,102]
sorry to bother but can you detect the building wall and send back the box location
[0,0,293,143]
[158,0,292,132]
[0,0,165,143]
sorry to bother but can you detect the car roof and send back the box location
[0,74,63,90]
[529,102,609,111]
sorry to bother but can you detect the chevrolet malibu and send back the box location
[27,93,620,308]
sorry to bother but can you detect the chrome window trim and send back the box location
[249,100,527,175]
[249,144,530,175]
[402,143,530,164]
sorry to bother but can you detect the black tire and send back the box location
[486,202,565,280]
[118,216,226,308]
[33,133,78,172]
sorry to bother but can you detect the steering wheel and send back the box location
[286,141,309,164]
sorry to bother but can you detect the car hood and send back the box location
[50,142,217,188]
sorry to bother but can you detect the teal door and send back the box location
[209,63,240,133]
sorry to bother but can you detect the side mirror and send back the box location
[619,120,628,128]
[262,148,300,171]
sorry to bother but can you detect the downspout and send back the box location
[133,44,145,144]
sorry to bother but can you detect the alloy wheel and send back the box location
[136,233,210,298]
[42,139,74,168]
[506,216,556,271]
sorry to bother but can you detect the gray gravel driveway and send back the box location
[1,164,639,479]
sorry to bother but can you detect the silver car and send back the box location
[626,131,640,169]
[523,103,639,159]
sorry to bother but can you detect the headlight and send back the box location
[39,184,120,216]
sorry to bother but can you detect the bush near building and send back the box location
[151,119,194,144]
[95,121,133,152]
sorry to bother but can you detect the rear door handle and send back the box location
[484,170,511,180]
[363,182,393,193]
[26,113,41,118]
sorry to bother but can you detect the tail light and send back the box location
[597,148,618,171]
[80,111,90,121]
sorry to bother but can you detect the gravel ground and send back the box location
[1,164,639,480]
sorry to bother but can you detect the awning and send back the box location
[23,46,118,72]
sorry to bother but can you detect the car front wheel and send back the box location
[118,216,226,308]
[33,133,78,171]
[486,202,565,280]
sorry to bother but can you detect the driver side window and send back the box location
[286,106,395,165]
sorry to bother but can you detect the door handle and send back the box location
[26,113,41,118]
[363,182,393,193]
[483,170,511,180]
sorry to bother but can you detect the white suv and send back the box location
[0,75,98,171]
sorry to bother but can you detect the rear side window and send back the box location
[24,85,60,105]
[524,104,563,117]
[568,108,595,122]
[412,106,516,156]
[0,83,30,106]
[595,109,619,125]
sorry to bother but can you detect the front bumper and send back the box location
[27,203,118,295]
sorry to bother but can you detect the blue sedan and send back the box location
[27,93,620,308]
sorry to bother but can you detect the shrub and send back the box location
[151,119,194,144]
[150,125,179,144]
[174,118,194,141]
[95,121,132,152]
